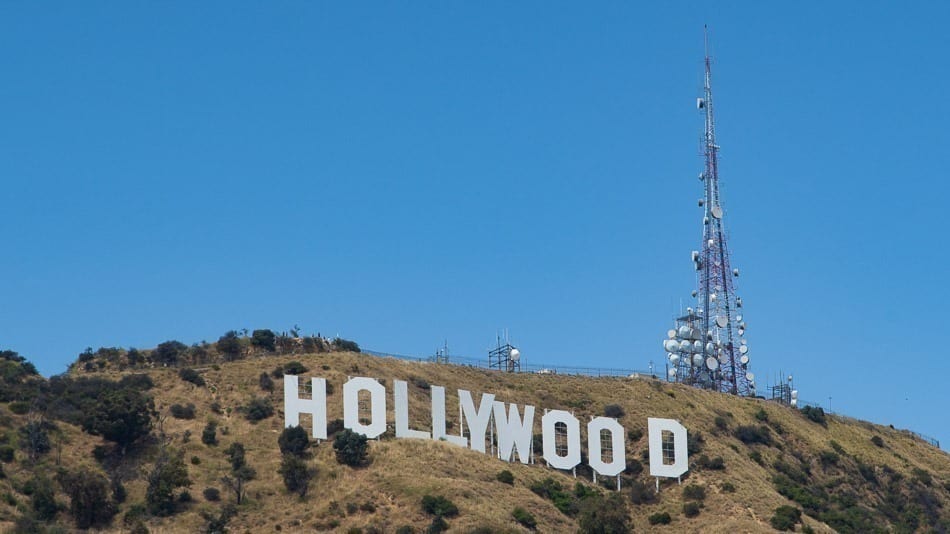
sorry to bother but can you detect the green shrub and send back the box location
[512,506,537,529]
[800,406,826,425]
[259,372,275,391]
[203,487,220,501]
[244,397,274,421]
[529,477,577,516]
[0,445,13,462]
[201,421,217,446]
[754,408,769,422]
[870,435,884,447]
[333,429,368,467]
[178,368,205,387]
[496,470,514,485]
[649,511,672,525]
[749,450,764,465]
[627,428,644,442]
[629,479,658,505]
[28,476,59,521]
[818,450,839,468]
[170,403,196,419]
[683,501,701,518]
[279,454,315,497]
[57,469,117,528]
[421,494,458,517]
[251,329,277,352]
[334,338,361,353]
[696,454,725,470]
[395,526,414,534]
[714,416,729,431]
[578,493,630,533]
[8,401,30,415]
[721,481,736,493]
[682,484,706,501]
[278,425,310,457]
[144,447,191,516]
[282,361,309,375]
[770,505,802,531]
[735,425,772,445]
[604,404,625,418]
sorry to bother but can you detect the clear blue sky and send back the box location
[1,3,947,448]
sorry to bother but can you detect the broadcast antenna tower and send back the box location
[662,28,755,396]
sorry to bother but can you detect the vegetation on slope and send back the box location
[0,334,947,533]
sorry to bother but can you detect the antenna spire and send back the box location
[660,28,755,397]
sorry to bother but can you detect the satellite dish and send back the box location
[707,238,715,247]
[692,354,704,366]
[715,316,728,328]
[697,98,705,109]
[745,372,755,381]
[706,357,719,370]
[711,205,723,219]
[791,390,799,399]
[667,329,676,339]
[737,314,743,322]
[509,348,520,361]
[686,307,693,315]
[691,250,700,261]
[739,354,749,365]
[693,340,703,352]
[739,322,747,329]
[705,342,714,353]
[698,172,705,181]
[739,345,749,354]
[691,290,698,298]
[710,293,718,302]
[669,354,680,365]
[706,329,713,340]
[698,199,704,207]
[668,368,677,377]
[704,216,709,225]
[662,340,677,352]
[733,268,740,277]
[740,339,747,345]
[736,297,743,308]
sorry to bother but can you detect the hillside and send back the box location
[0,340,948,533]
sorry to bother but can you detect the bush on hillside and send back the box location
[512,507,537,529]
[333,429,369,467]
[649,511,672,525]
[282,361,309,375]
[243,397,274,422]
[734,425,772,446]
[251,329,277,352]
[604,404,625,418]
[57,468,117,528]
[578,493,630,533]
[421,494,459,518]
[170,403,196,420]
[81,387,155,453]
[278,425,310,457]
[800,406,826,425]
[770,505,802,531]
[259,372,274,391]
[334,338,361,353]
[683,501,702,518]
[152,340,188,366]
[496,470,514,485]
[178,368,205,387]
[279,454,315,497]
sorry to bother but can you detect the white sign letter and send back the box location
[431,386,467,447]
[393,380,430,440]
[284,375,327,440]
[587,417,626,477]
[648,417,689,478]
[459,389,495,453]
[492,401,535,464]
[541,410,581,470]
[343,377,387,439]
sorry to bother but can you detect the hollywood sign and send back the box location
[284,375,689,480]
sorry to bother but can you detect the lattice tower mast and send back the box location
[661,30,755,395]
[696,29,752,395]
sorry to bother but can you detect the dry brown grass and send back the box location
[1,351,947,532]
